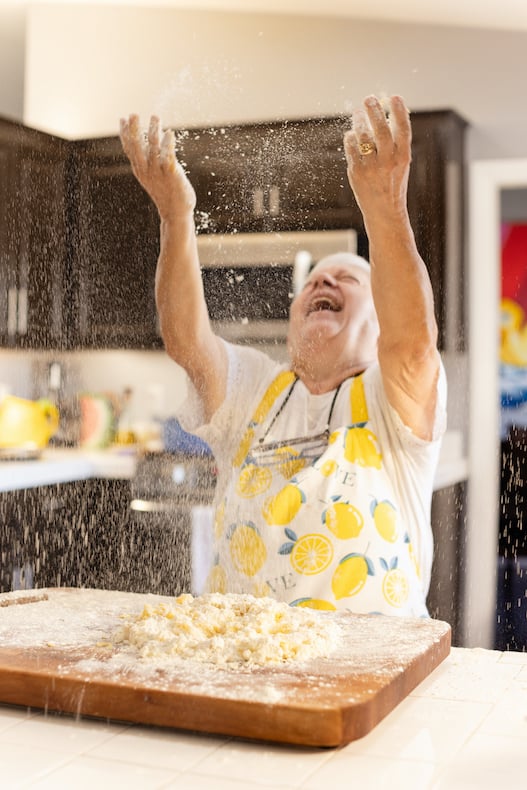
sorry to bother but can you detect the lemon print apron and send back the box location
[206,370,428,617]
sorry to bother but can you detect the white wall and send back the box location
[0,3,26,121]
[20,4,527,162]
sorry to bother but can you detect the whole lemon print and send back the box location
[319,459,338,477]
[214,500,226,539]
[291,597,336,611]
[229,523,267,576]
[371,499,398,542]
[263,483,305,526]
[323,501,364,539]
[344,425,382,469]
[331,552,375,599]
[236,464,272,498]
[407,538,421,578]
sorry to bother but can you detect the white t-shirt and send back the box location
[180,340,447,595]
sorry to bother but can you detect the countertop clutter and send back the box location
[0,646,524,789]
[0,430,468,493]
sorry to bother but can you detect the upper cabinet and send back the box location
[181,111,467,351]
[178,118,361,234]
[0,119,68,349]
[68,137,161,349]
[0,110,466,351]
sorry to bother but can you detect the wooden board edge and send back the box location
[0,668,343,748]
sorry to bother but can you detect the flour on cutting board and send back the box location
[0,588,450,704]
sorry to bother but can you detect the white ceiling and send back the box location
[16,0,527,32]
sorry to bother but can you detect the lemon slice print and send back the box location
[274,446,307,479]
[323,498,364,539]
[279,529,333,576]
[380,557,410,607]
[236,463,272,498]
[331,551,375,599]
[371,499,398,542]
[263,482,305,526]
[229,522,267,576]
[206,562,227,594]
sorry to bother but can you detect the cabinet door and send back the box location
[0,127,21,347]
[407,112,466,352]
[0,489,37,592]
[16,149,69,349]
[179,124,267,233]
[256,118,361,232]
[70,139,162,349]
[33,480,131,590]
[0,118,68,350]
[180,119,362,234]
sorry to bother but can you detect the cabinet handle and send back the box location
[17,286,28,335]
[252,188,265,217]
[269,185,280,216]
[7,287,17,337]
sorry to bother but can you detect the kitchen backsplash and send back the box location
[0,345,468,450]
[0,349,188,423]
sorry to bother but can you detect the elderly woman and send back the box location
[120,95,446,616]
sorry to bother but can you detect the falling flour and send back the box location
[112,592,341,667]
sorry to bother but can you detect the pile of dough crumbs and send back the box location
[112,593,342,668]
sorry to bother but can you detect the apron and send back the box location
[206,370,428,616]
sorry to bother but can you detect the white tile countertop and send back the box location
[0,431,468,493]
[0,646,524,790]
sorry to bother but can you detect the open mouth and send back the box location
[307,296,341,315]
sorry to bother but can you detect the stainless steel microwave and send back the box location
[197,228,357,344]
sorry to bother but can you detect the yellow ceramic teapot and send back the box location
[0,395,60,449]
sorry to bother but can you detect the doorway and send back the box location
[466,161,527,649]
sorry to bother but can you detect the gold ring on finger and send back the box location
[359,141,376,156]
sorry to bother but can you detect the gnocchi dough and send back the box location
[113,593,341,667]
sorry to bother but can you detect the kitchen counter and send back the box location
[0,433,468,493]
[0,645,524,789]
[0,447,138,492]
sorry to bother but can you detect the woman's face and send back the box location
[287,260,379,368]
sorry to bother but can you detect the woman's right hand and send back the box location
[119,114,196,221]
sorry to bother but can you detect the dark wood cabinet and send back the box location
[427,481,467,646]
[0,110,466,351]
[178,118,360,234]
[180,111,466,350]
[0,118,69,350]
[0,480,132,593]
[68,137,162,349]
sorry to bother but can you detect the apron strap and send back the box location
[233,370,296,468]
[350,374,369,424]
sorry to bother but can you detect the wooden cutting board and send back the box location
[0,588,450,747]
